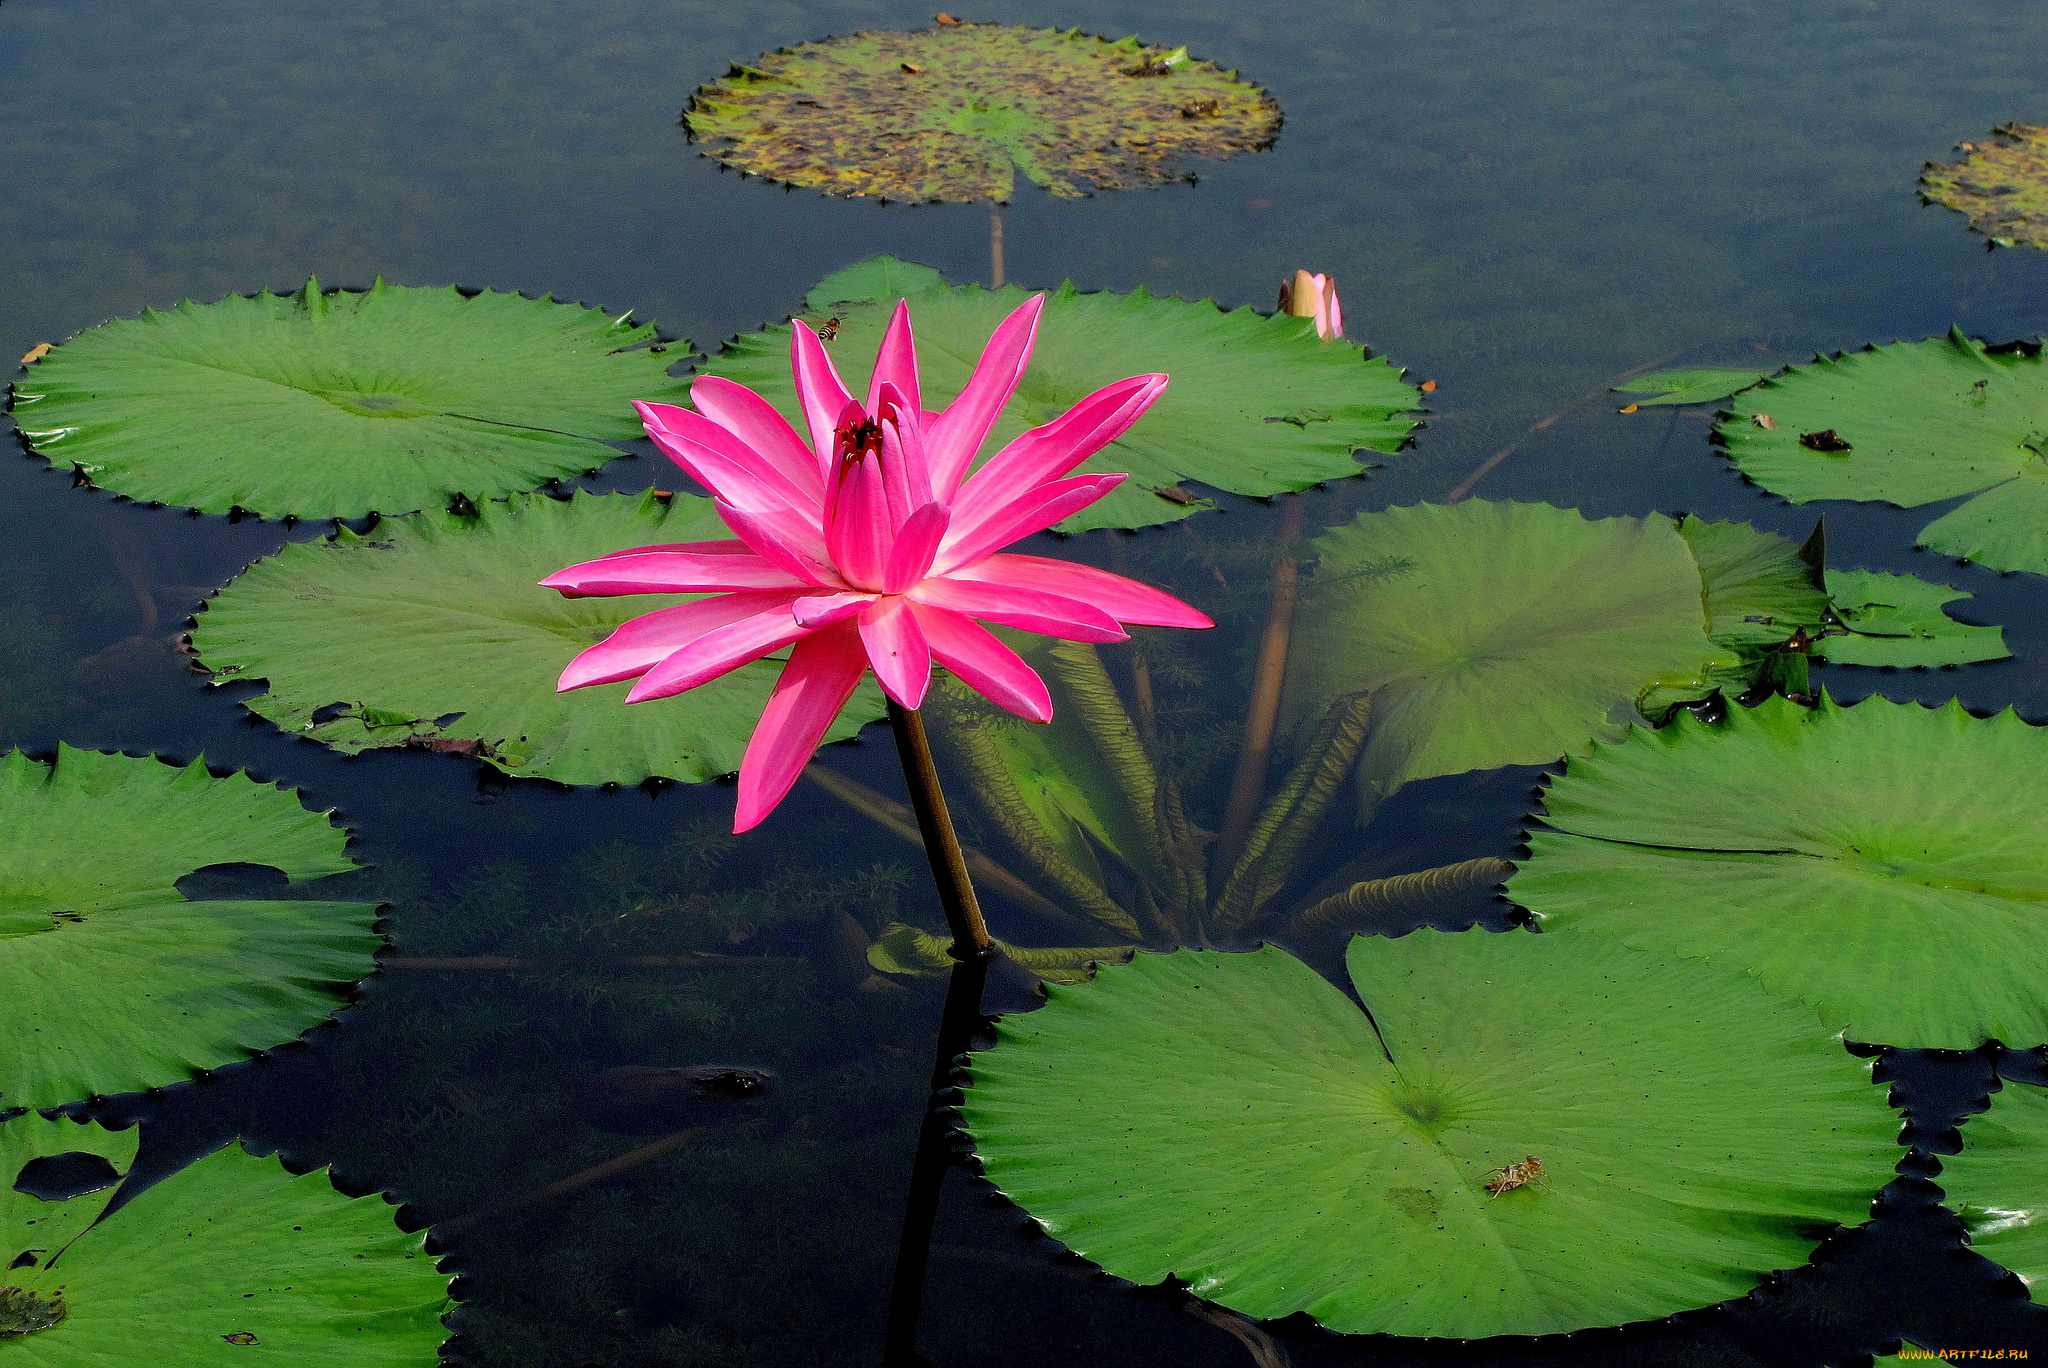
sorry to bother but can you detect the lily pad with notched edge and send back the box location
[190,491,886,787]
[1283,501,1736,814]
[0,1113,448,1362]
[1717,328,2048,576]
[1920,124,2048,250]
[701,257,1421,532]
[1816,568,2009,668]
[1941,1078,2048,1303]
[1614,368,1774,406]
[686,24,1278,203]
[0,745,377,1111]
[1510,693,2048,1049]
[10,279,687,520]
[963,929,1893,1338]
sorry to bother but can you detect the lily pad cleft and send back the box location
[685,24,1280,203]
[964,929,1894,1338]
[0,1113,449,1363]
[0,745,380,1111]
[11,278,689,520]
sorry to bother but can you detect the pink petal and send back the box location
[864,301,922,416]
[949,374,1166,530]
[558,589,805,690]
[685,378,825,501]
[647,421,823,518]
[877,382,934,513]
[909,576,1128,643]
[935,473,1127,572]
[791,320,855,471]
[882,501,951,594]
[823,452,890,590]
[909,603,1052,723]
[1318,276,1343,341]
[734,622,871,832]
[625,607,813,703]
[947,554,1214,629]
[792,591,875,628]
[542,550,806,597]
[926,293,1044,495]
[716,500,838,587]
[859,596,933,709]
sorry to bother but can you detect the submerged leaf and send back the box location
[686,24,1279,203]
[1511,694,2048,1048]
[0,1114,448,1362]
[1940,1078,2048,1303]
[11,279,685,520]
[1920,123,2048,249]
[866,922,1131,984]
[1613,367,1774,406]
[963,930,1893,1337]
[1716,329,2048,576]
[1817,568,2009,668]
[1284,501,1735,812]
[191,491,886,787]
[0,745,377,1110]
[704,257,1421,531]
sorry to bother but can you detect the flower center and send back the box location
[835,415,885,468]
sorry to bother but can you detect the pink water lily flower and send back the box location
[543,294,1214,831]
[1277,269,1343,340]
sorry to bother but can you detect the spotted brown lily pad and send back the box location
[685,24,1279,203]
[1920,124,2048,249]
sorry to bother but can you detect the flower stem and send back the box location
[1213,497,1307,890]
[882,700,994,1367]
[988,205,1006,289]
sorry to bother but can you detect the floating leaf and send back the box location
[1284,501,1735,812]
[190,491,886,787]
[1510,694,2048,1048]
[1676,515,1828,650]
[1941,1078,2048,1303]
[963,929,1893,1338]
[0,745,376,1110]
[685,24,1279,203]
[865,921,1131,984]
[1613,367,1774,406]
[1716,329,2048,576]
[700,257,1420,532]
[1817,568,2009,668]
[11,279,686,520]
[1920,124,2048,249]
[0,1113,448,1362]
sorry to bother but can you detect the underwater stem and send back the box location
[989,205,1006,289]
[882,700,994,1368]
[1444,349,1685,501]
[1214,497,1308,885]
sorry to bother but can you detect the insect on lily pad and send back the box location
[1920,123,2048,249]
[685,23,1280,202]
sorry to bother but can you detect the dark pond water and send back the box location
[5,0,2048,1363]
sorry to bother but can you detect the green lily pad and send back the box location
[1614,368,1774,406]
[1284,501,1735,812]
[1,1113,448,1361]
[685,24,1279,203]
[1920,124,2048,250]
[11,279,687,520]
[1942,1078,2048,1304]
[1716,328,2048,576]
[1676,515,1828,650]
[1510,694,2048,1048]
[1817,569,2009,668]
[0,745,377,1111]
[189,491,886,787]
[963,929,1893,1338]
[705,257,1420,533]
